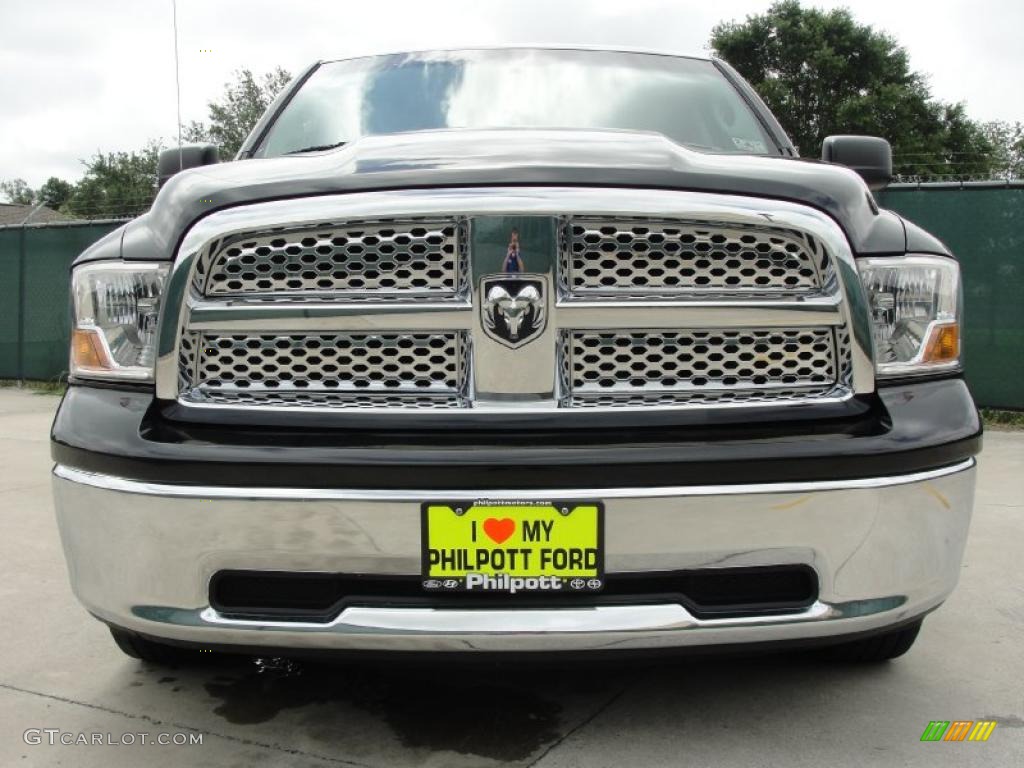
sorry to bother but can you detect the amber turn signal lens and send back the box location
[922,323,960,363]
[71,329,111,371]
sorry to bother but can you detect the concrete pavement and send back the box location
[0,387,1020,767]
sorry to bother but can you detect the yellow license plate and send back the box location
[421,501,604,593]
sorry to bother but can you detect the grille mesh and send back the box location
[178,331,199,394]
[564,328,837,393]
[565,387,838,408]
[562,218,825,295]
[189,391,466,410]
[199,219,463,296]
[188,332,467,397]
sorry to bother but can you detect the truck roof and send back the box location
[320,44,712,66]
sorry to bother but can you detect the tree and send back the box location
[0,178,36,205]
[711,1,995,179]
[37,177,74,209]
[184,68,292,158]
[62,142,163,219]
[981,121,1024,180]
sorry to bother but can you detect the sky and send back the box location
[1,0,1022,190]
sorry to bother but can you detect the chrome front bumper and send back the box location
[52,460,976,653]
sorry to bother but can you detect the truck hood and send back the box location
[108,128,908,264]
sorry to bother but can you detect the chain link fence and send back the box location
[891,147,1024,184]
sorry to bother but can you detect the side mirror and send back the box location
[821,135,892,191]
[157,143,220,188]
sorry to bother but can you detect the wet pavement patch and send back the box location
[201,656,625,762]
[348,671,562,761]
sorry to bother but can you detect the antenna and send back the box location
[171,0,183,170]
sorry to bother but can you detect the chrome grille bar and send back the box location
[185,296,838,333]
[555,295,843,330]
[186,299,473,332]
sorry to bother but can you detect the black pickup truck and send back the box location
[52,47,979,664]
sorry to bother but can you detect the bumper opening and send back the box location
[209,566,820,622]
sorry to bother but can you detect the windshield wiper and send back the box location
[284,141,348,155]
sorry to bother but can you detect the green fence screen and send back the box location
[0,222,122,381]
[880,185,1024,410]
[0,228,21,378]
[0,188,1021,408]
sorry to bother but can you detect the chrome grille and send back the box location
[198,219,464,297]
[561,218,825,296]
[562,328,837,399]
[163,188,870,416]
[182,332,469,403]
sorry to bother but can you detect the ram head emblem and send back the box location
[480,276,546,348]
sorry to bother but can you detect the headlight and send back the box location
[70,262,169,382]
[857,255,962,377]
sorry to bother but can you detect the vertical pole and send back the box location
[172,0,183,169]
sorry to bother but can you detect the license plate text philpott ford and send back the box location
[421,501,604,593]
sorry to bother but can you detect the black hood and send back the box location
[99,128,909,265]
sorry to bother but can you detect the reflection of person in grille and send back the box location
[502,229,525,273]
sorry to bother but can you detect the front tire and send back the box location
[109,627,201,665]
[818,620,923,662]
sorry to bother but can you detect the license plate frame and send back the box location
[420,500,605,594]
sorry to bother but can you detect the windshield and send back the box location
[257,49,777,157]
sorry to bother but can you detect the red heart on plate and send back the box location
[482,517,516,545]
